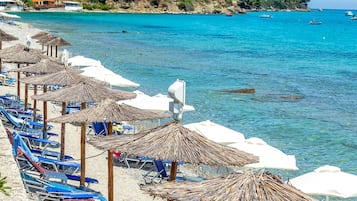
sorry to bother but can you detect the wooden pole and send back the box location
[50,45,53,57]
[108,122,113,201]
[80,102,86,187]
[55,46,58,57]
[17,63,20,98]
[24,72,29,110]
[60,102,66,160]
[33,85,37,121]
[43,85,47,139]
[169,161,178,181]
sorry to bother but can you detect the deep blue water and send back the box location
[12,10,357,199]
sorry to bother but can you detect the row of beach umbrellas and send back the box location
[1,29,356,201]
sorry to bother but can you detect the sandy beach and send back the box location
[0,20,165,201]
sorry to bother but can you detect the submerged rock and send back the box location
[220,88,256,94]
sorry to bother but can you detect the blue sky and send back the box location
[309,0,357,10]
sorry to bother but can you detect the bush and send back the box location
[0,173,11,196]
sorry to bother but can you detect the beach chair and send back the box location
[20,172,106,201]
[12,132,80,174]
[0,106,52,132]
[6,129,68,161]
[15,147,99,187]
[143,160,183,184]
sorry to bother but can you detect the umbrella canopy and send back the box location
[120,90,195,112]
[80,66,140,88]
[20,68,83,85]
[229,137,298,170]
[48,99,171,123]
[0,12,20,19]
[32,79,136,103]
[141,171,316,201]
[0,28,18,72]
[45,37,71,47]
[68,55,102,68]
[289,165,357,200]
[184,120,245,145]
[31,31,50,39]
[0,28,18,42]
[0,44,43,63]
[89,121,258,167]
[10,58,64,74]
[0,44,45,101]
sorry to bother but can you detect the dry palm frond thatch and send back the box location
[89,121,258,167]
[141,171,316,201]
[32,79,136,103]
[20,68,83,85]
[10,58,64,74]
[49,98,171,123]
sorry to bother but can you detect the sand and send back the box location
[0,20,165,201]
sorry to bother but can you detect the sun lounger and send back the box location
[21,172,105,201]
[0,106,52,132]
[15,147,99,187]
[143,160,183,184]
[12,132,80,174]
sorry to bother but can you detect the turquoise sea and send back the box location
[13,10,357,199]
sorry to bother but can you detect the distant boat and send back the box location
[64,1,83,11]
[351,15,357,20]
[225,13,233,17]
[345,11,354,16]
[309,19,322,25]
[259,14,272,18]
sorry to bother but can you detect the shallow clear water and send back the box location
[14,10,357,199]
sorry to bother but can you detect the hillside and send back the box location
[80,0,310,14]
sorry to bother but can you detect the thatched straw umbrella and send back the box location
[141,171,316,201]
[49,98,171,201]
[0,44,43,99]
[31,31,50,51]
[35,34,56,56]
[10,58,64,112]
[89,121,259,181]
[32,80,136,187]
[0,29,18,72]
[21,69,88,159]
[45,37,71,58]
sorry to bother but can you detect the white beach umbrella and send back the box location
[184,120,245,145]
[289,165,357,201]
[0,12,20,19]
[80,66,140,88]
[120,90,194,112]
[229,137,298,170]
[68,55,102,68]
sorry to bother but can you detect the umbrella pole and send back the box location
[60,102,66,160]
[24,72,29,110]
[50,45,53,57]
[43,85,48,139]
[33,85,37,121]
[17,63,20,98]
[46,45,49,55]
[107,122,114,201]
[80,102,86,187]
[55,46,58,58]
[169,161,178,181]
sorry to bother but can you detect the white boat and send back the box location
[345,11,354,16]
[64,1,82,11]
[259,14,272,18]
